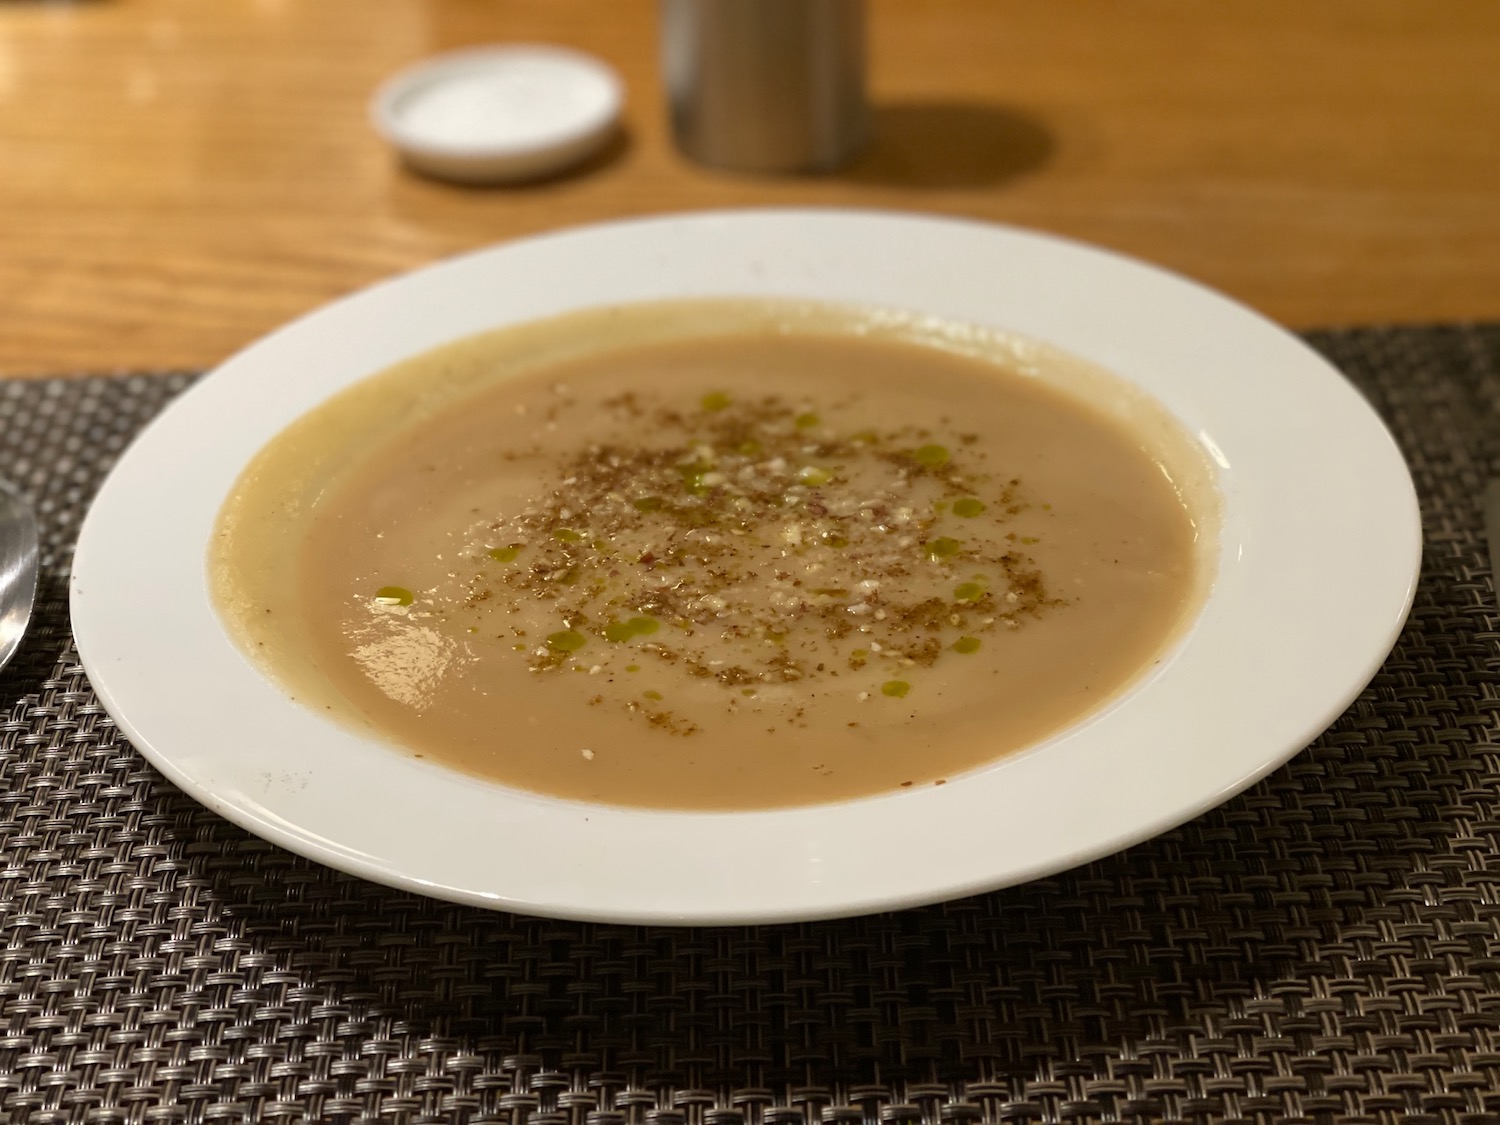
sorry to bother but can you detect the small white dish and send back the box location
[370,45,622,184]
[70,210,1421,925]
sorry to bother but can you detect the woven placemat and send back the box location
[2,326,1499,1125]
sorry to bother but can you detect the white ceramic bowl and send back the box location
[71,210,1421,925]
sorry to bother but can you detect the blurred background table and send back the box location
[1,0,1497,376]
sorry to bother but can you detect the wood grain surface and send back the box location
[1,0,1497,374]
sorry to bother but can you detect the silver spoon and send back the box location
[0,478,40,674]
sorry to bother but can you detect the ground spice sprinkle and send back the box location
[405,387,1064,733]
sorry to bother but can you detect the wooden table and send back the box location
[2,0,1497,375]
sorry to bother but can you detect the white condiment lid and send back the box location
[371,45,623,185]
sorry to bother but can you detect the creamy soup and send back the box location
[212,301,1216,809]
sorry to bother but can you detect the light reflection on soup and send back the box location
[211,301,1217,809]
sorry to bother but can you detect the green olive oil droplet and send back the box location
[546,630,587,653]
[643,690,663,701]
[953,581,984,602]
[952,636,982,654]
[625,664,640,673]
[881,680,912,698]
[795,412,820,429]
[914,444,950,468]
[604,616,661,643]
[798,466,832,486]
[374,586,414,606]
[487,544,523,562]
[701,391,731,411]
[552,528,584,543]
[952,497,987,518]
[633,496,665,513]
[926,537,962,561]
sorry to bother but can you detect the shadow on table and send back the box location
[842,100,1055,189]
[185,595,1460,1101]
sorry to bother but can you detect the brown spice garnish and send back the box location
[454,389,1064,729]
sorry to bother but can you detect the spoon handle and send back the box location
[0,479,40,673]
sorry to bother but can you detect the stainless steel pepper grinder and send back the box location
[660,0,869,173]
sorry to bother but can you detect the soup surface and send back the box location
[212,301,1215,809]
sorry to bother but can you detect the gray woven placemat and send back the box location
[2,326,1499,1125]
